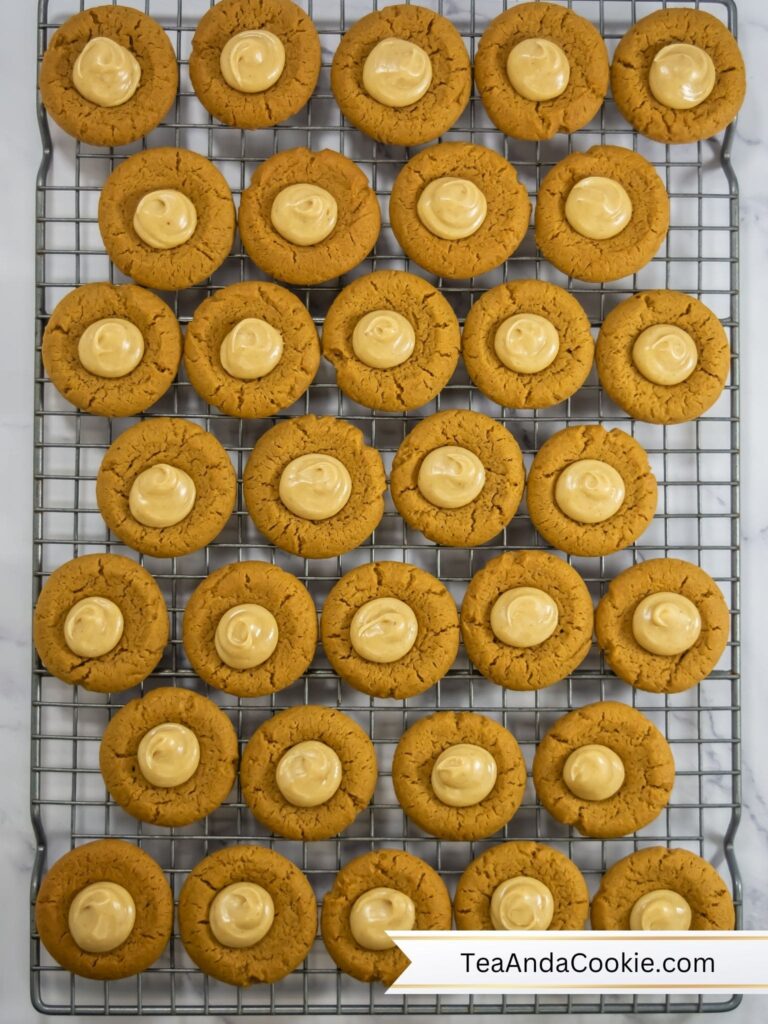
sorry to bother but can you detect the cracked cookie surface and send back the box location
[42,282,181,417]
[390,409,525,547]
[475,2,608,141]
[461,550,593,691]
[392,711,527,841]
[184,281,320,418]
[535,145,669,283]
[595,558,730,694]
[183,560,317,698]
[238,148,380,285]
[35,839,173,980]
[243,415,386,559]
[389,142,530,279]
[591,847,735,930]
[190,0,320,129]
[96,417,237,558]
[240,706,377,840]
[40,5,178,147]
[321,849,451,984]
[596,290,731,424]
[179,845,316,985]
[331,4,470,146]
[321,561,459,699]
[98,147,235,291]
[462,280,594,409]
[454,841,589,930]
[99,686,238,827]
[322,270,460,412]
[532,700,675,838]
[611,9,745,144]
[33,553,168,693]
[526,424,658,557]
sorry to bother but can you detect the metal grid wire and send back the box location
[32,0,741,1015]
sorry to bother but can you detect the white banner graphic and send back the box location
[387,931,768,995]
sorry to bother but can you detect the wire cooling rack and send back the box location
[32,0,742,1015]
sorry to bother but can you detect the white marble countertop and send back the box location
[1,2,767,1021]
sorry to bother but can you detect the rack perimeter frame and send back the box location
[31,0,743,1016]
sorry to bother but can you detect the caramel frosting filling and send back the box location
[506,37,570,102]
[352,309,416,369]
[563,743,625,801]
[349,886,416,950]
[72,36,141,108]
[431,743,497,807]
[630,889,693,930]
[565,176,633,240]
[270,183,337,246]
[350,597,418,663]
[494,313,560,374]
[78,318,144,378]
[362,36,433,107]
[129,463,196,528]
[417,177,488,240]
[220,29,285,93]
[63,596,124,658]
[133,190,197,250]
[555,458,625,524]
[210,882,275,947]
[417,445,486,509]
[490,877,555,930]
[279,453,352,520]
[490,587,559,648]
[220,318,283,380]
[275,739,343,808]
[68,881,136,953]
[649,43,716,111]
[137,722,201,788]
[632,323,698,386]
[632,591,702,656]
[215,603,279,669]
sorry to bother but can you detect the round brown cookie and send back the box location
[321,270,461,412]
[390,410,525,547]
[238,147,380,286]
[189,0,321,129]
[39,6,178,147]
[35,839,173,981]
[461,550,593,691]
[179,845,316,985]
[96,418,237,559]
[98,147,235,291]
[243,415,386,559]
[392,711,527,841]
[330,4,471,146]
[532,701,675,839]
[596,291,731,424]
[42,282,181,417]
[99,686,238,828]
[183,281,320,419]
[595,558,730,694]
[240,706,377,841]
[33,553,168,693]
[320,561,459,699]
[535,145,669,283]
[611,9,745,145]
[461,280,594,409]
[454,841,589,930]
[389,142,531,280]
[526,424,658,557]
[591,847,735,930]
[475,2,609,141]
[321,849,452,985]
[182,561,317,698]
